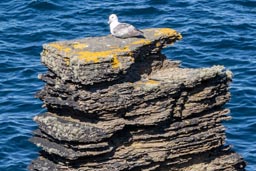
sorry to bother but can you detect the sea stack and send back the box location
[30,28,246,171]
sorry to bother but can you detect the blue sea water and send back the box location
[0,0,255,170]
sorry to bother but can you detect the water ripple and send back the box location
[0,0,255,170]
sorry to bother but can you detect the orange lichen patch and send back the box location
[63,57,70,66]
[72,42,88,49]
[49,43,71,53]
[154,28,177,37]
[131,39,151,45]
[77,47,130,63]
[77,51,100,63]
[136,80,160,87]
[145,79,160,85]
[156,42,162,47]
[112,55,120,69]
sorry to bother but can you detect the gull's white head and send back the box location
[108,14,118,24]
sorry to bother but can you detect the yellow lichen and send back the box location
[77,51,101,63]
[154,28,177,37]
[135,80,160,87]
[72,42,88,49]
[131,39,151,45]
[156,42,161,47]
[48,40,141,65]
[63,57,70,66]
[145,80,159,85]
[112,55,120,69]
[49,43,71,53]
[77,47,130,63]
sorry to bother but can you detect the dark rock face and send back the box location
[30,28,246,171]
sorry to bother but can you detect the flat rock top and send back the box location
[43,28,182,62]
[40,28,183,85]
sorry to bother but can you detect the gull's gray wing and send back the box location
[112,23,143,38]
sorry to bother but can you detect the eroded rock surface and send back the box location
[30,28,246,171]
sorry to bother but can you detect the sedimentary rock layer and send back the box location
[30,28,246,171]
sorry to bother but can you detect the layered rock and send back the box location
[30,28,246,171]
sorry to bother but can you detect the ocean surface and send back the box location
[0,0,255,170]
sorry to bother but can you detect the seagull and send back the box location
[108,14,144,39]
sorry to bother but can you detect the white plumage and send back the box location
[108,14,144,38]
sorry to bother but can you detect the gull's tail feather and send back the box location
[134,29,145,38]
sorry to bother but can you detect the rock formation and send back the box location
[30,28,246,171]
